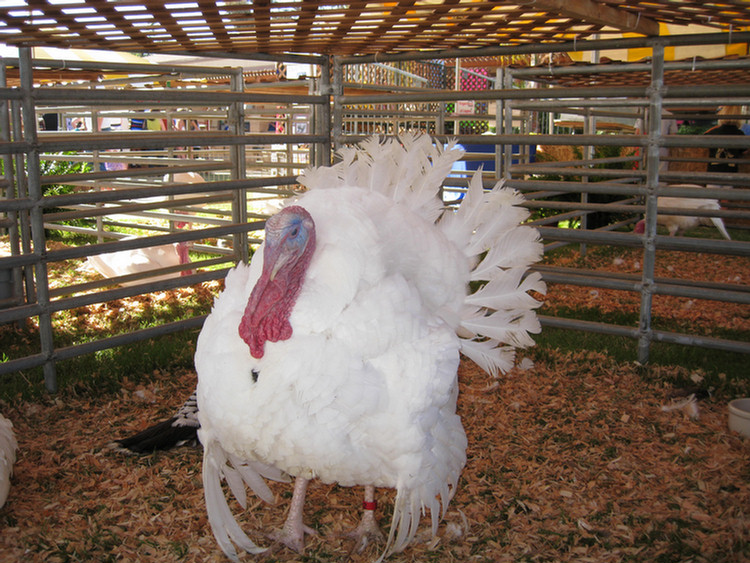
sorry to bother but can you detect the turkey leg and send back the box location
[348,485,385,552]
[270,476,317,552]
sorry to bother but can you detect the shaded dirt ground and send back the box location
[0,348,748,563]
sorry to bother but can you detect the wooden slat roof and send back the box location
[0,1,748,58]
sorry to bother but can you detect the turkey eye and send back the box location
[290,227,299,238]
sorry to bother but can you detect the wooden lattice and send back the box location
[519,55,750,88]
[0,1,748,57]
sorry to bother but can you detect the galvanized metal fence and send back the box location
[0,48,330,391]
[1,32,749,393]
[334,32,750,363]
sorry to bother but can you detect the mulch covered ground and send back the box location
[540,245,750,336]
[0,348,748,563]
[0,233,748,562]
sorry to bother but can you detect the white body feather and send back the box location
[196,134,545,560]
[0,414,17,509]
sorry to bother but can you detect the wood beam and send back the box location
[532,0,661,36]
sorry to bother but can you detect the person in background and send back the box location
[704,105,746,188]
[633,109,679,174]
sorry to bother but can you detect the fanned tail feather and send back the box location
[439,168,546,377]
[298,132,465,225]
[202,440,291,561]
[380,478,459,562]
[471,227,543,280]
[459,339,516,377]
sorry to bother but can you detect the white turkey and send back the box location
[0,413,17,509]
[195,133,545,561]
[634,195,731,240]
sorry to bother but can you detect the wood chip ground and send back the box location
[0,347,748,562]
[0,236,748,562]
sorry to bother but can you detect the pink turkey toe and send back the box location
[268,522,317,553]
[347,510,385,553]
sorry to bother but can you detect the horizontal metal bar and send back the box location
[160,49,325,65]
[41,160,230,186]
[650,329,750,354]
[0,197,34,212]
[48,268,228,313]
[52,315,208,363]
[0,252,41,270]
[342,84,750,107]
[340,85,648,105]
[539,315,639,338]
[45,220,265,263]
[0,87,23,100]
[510,56,750,78]
[34,133,327,153]
[340,32,750,64]
[524,199,749,220]
[3,56,239,75]
[0,352,49,377]
[33,87,327,106]
[539,315,750,354]
[535,266,750,304]
[536,226,750,256]
[42,175,299,208]
[514,179,750,201]
[48,256,232,299]
[0,302,43,325]
[43,193,233,222]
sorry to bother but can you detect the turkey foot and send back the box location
[268,476,317,553]
[347,486,385,553]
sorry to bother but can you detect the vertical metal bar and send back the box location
[229,68,249,264]
[331,56,343,153]
[11,94,35,303]
[19,47,58,391]
[494,67,502,178]
[89,93,106,243]
[317,57,332,166]
[0,59,23,308]
[637,43,665,365]
[580,106,593,256]
[502,68,513,181]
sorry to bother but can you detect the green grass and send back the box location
[0,328,200,403]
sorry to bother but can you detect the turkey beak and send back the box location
[269,258,283,281]
[268,251,292,281]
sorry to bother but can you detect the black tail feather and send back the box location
[109,392,200,454]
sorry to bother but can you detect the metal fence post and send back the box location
[637,42,666,365]
[317,56,332,167]
[19,47,58,391]
[332,57,343,152]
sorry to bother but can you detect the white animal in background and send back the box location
[634,196,732,240]
[86,172,205,284]
[195,133,546,561]
[166,171,205,186]
[0,413,17,509]
[86,239,191,286]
